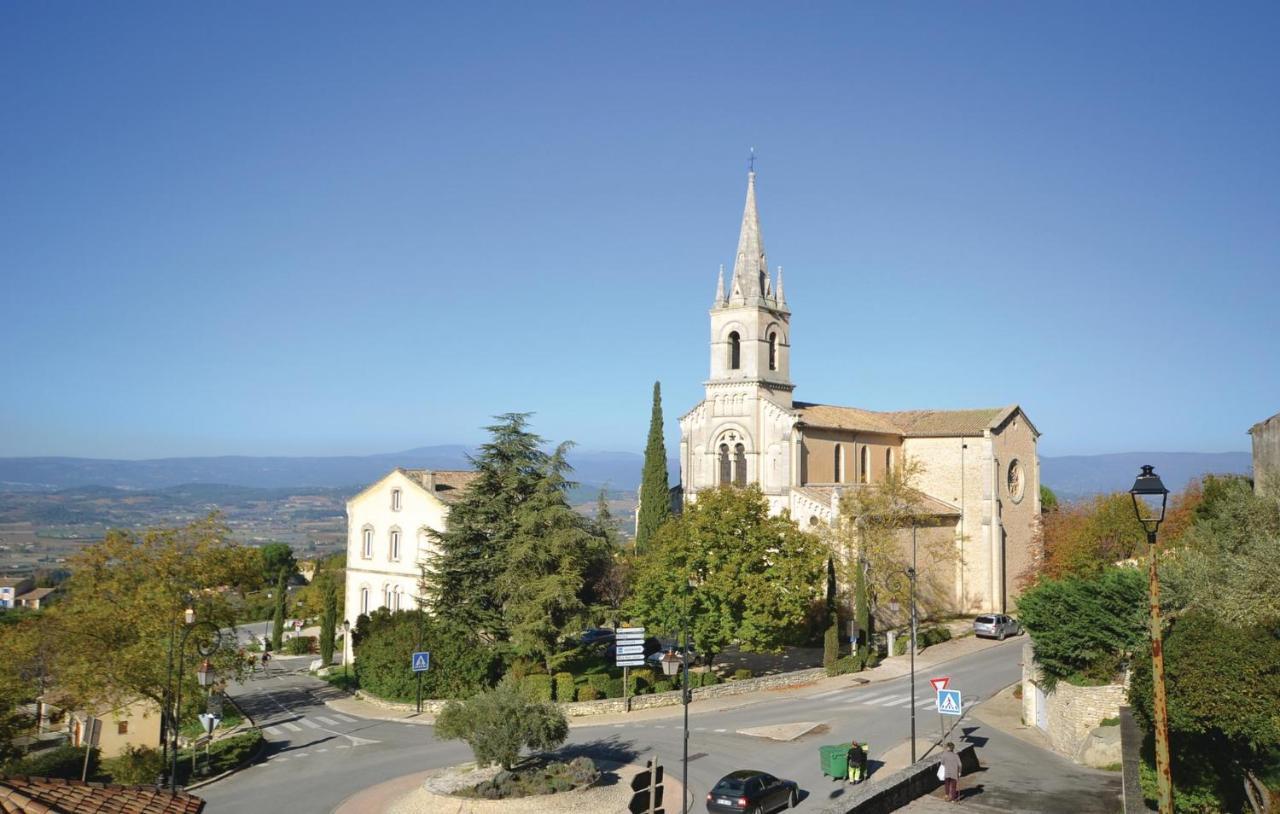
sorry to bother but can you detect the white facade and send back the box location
[678,171,1042,613]
[342,468,474,660]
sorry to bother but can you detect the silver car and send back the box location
[973,614,1021,640]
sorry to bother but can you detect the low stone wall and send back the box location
[357,667,828,718]
[814,745,980,814]
[1021,641,1128,759]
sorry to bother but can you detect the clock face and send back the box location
[1007,459,1026,503]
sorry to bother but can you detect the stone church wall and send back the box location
[992,414,1041,608]
[1253,411,1280,501]
[800,429,899,485]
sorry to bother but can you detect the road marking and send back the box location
[336,745,350,749]
[332,714,357,723]
[612,724,624,728]
[274,756,289,762]
[264,726,282,737]
[916,699,935,708]
[314,716,339,726]
[856,693,898,705]
[294,752,308,759]
[878,694,913,706]
[695,727,707,732]
[282,722,302,732]
[809,688,846,700]
[655,725,667,729]
[299,718,321,729]
[714,728,727,733]
[316,748,328,753]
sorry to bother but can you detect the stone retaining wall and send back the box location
[356,667,828,717]
[1021,641,1128,759]
[814,744,980,814]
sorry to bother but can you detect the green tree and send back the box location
[270,570,288,652]
[1129,611,1280,813]
[1040,484,1059,513]
[498,444,612,671]
[822,556,839,670]
[635,381,671,553]
[854,555,870,664]
[626,485,824,666]
[319,574,339,667]
[424,413,549,640]
[353,609,499,701]
[1017,566,1148,689]
[259,542,297,583]
[435,677,569,770]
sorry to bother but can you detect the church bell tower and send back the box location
[707,169,793,408]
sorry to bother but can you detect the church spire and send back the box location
[730,170,768,301]
[775,266,785,304]
[714,264,726,304]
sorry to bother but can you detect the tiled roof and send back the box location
[0,776,205,814]
[400,469,478,505]
[794,402,1015,437]
[16,588,55,601]
[794,484,961,517]
[0,578,31,588]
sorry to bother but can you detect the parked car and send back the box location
[973,614,1021,640]
[706,770,799,813]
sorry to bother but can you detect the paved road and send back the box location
[199,639,1024,813]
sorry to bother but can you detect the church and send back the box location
[678,170,1041,614]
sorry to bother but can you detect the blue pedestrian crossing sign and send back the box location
[412,652,430,672]
[936,688,962,715]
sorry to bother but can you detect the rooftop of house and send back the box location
[0,776,204,814]
[0,577,32,589]
[17,587,57,601]
[399,469,479,504]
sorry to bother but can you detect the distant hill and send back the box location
[1040,451,1252,501]
[0,446,665,495]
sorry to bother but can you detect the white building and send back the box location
[342,468,476,642]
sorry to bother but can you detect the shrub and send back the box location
[285,635,315,655]
[700,671,720,687]
[521,675,553,702]
[1019,566,1147,689]
[457,758,599,799]
[652,680,673,694]
[553,672,575,703]
[103,745,163,785]
[917,627,952,649]
[732,668,753,681]
[865,650,880,669]
[576,686,601,701]
[606,678,624,698]
[435,678,569,770]
[624,672,644,697]
[5,745,99,780]
[354,609,500,701]
[828,655,861,676]
[585,673,611,696]
[630,667,655,691]
[823,623,839,671]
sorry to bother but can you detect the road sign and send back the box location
[936,688,962,715]
[616,657,646,667]
[293,619,303,631]
[616,644,645,655]
[412,651,430,672]
[928,676,950,693]
[198,713,221,735]
[617,626,645,635]
[616,627,645,668]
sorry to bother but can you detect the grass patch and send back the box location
[179,706,243,738]
[1100,762,1123,772]
[1099,716,1120,727]
[174,730,263,785]
[324,671,359,692]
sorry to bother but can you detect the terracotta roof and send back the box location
[794,484,961,517]
[16,588,56,601]
[399,469,478,505]
[0,776,204,814]
[794,402,1016,437]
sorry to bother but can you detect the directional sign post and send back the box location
[936,688,962,715]
[616,627,646,713]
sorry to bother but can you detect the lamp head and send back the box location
[196,659,214,688]
[1129,465,1169,536]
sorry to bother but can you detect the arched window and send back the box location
[859,446,870,484]
[389,529,401,562]
[360,587,370,615]
[734,443,747,487]
[834,443,843,483]
[383,585,393,609]
[390,488,402,511]
[728,331,741,370]
[768,332,778,371]
[719,444,731,485]
[361,527,373,559]
[393,587,403,611]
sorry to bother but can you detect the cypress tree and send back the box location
[854,555,870,666]
[424,413,548,641]
[319,575,338,666]
[270,570,287,652]
[635,381,671,552]
[823,556,839,670]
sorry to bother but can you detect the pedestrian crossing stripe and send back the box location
[937,689,963,715]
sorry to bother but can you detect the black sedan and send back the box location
[706,770,798,814]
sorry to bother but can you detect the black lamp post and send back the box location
[657,576,695,814]
[160,596,194,786]
[169,618,221,791]
[1130,465,1172,814]
[341,620,351,680]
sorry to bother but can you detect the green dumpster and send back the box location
[819,743,851,779]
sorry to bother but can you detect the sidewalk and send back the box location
[320,633,1020,728]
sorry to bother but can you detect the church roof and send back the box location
[731,171,768,300]
[794,402,1023,437]
[794,484,962,517]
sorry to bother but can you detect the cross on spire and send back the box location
[748,147,756,173]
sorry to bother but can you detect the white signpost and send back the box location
[616,627,646,712]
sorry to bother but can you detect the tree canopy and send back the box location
[635,381,671,552]
[626,485,824,664]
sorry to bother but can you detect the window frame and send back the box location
[391,488,402,511]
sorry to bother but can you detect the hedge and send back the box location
[553,672,575,703]
[521,675,553,702]
[4,745,98,780]
[353,609,501,701]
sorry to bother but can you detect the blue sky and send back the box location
[2,2,1277,459]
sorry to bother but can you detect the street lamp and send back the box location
[1130,465,1173,814]
[160,594,194,785]
[196,660,214,689]
[890,565,919,762]
[341,620,351,680]
[663,576,695,814]
[169,618,221,791]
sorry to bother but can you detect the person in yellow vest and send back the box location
[846,741,868,783]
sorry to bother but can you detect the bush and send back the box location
[865,650,881,669]
[103,745,163,785]
[917,626,952,649]
[520,675,553,702]
[732,668,753,681]
[700,671,720,687]
[435,678,569,770]
[1019,566,1147,689]
[630,667,655,693]
[606,678,624,698]
[457,757,599,799]
[285,635,315,655]
[553,672,575,703]
[576,686,601,701]
[354,609,500,701]
[652,680,673,694]
[5,744,98,780]
[585,673,611,696]
[823,623,839,671]
[827,655,861,676]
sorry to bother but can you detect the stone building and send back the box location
[679,170,1041,614]
[342,468,476,636]
[1250,410,1280,500]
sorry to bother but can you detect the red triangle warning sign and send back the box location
[929,676,950,693]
